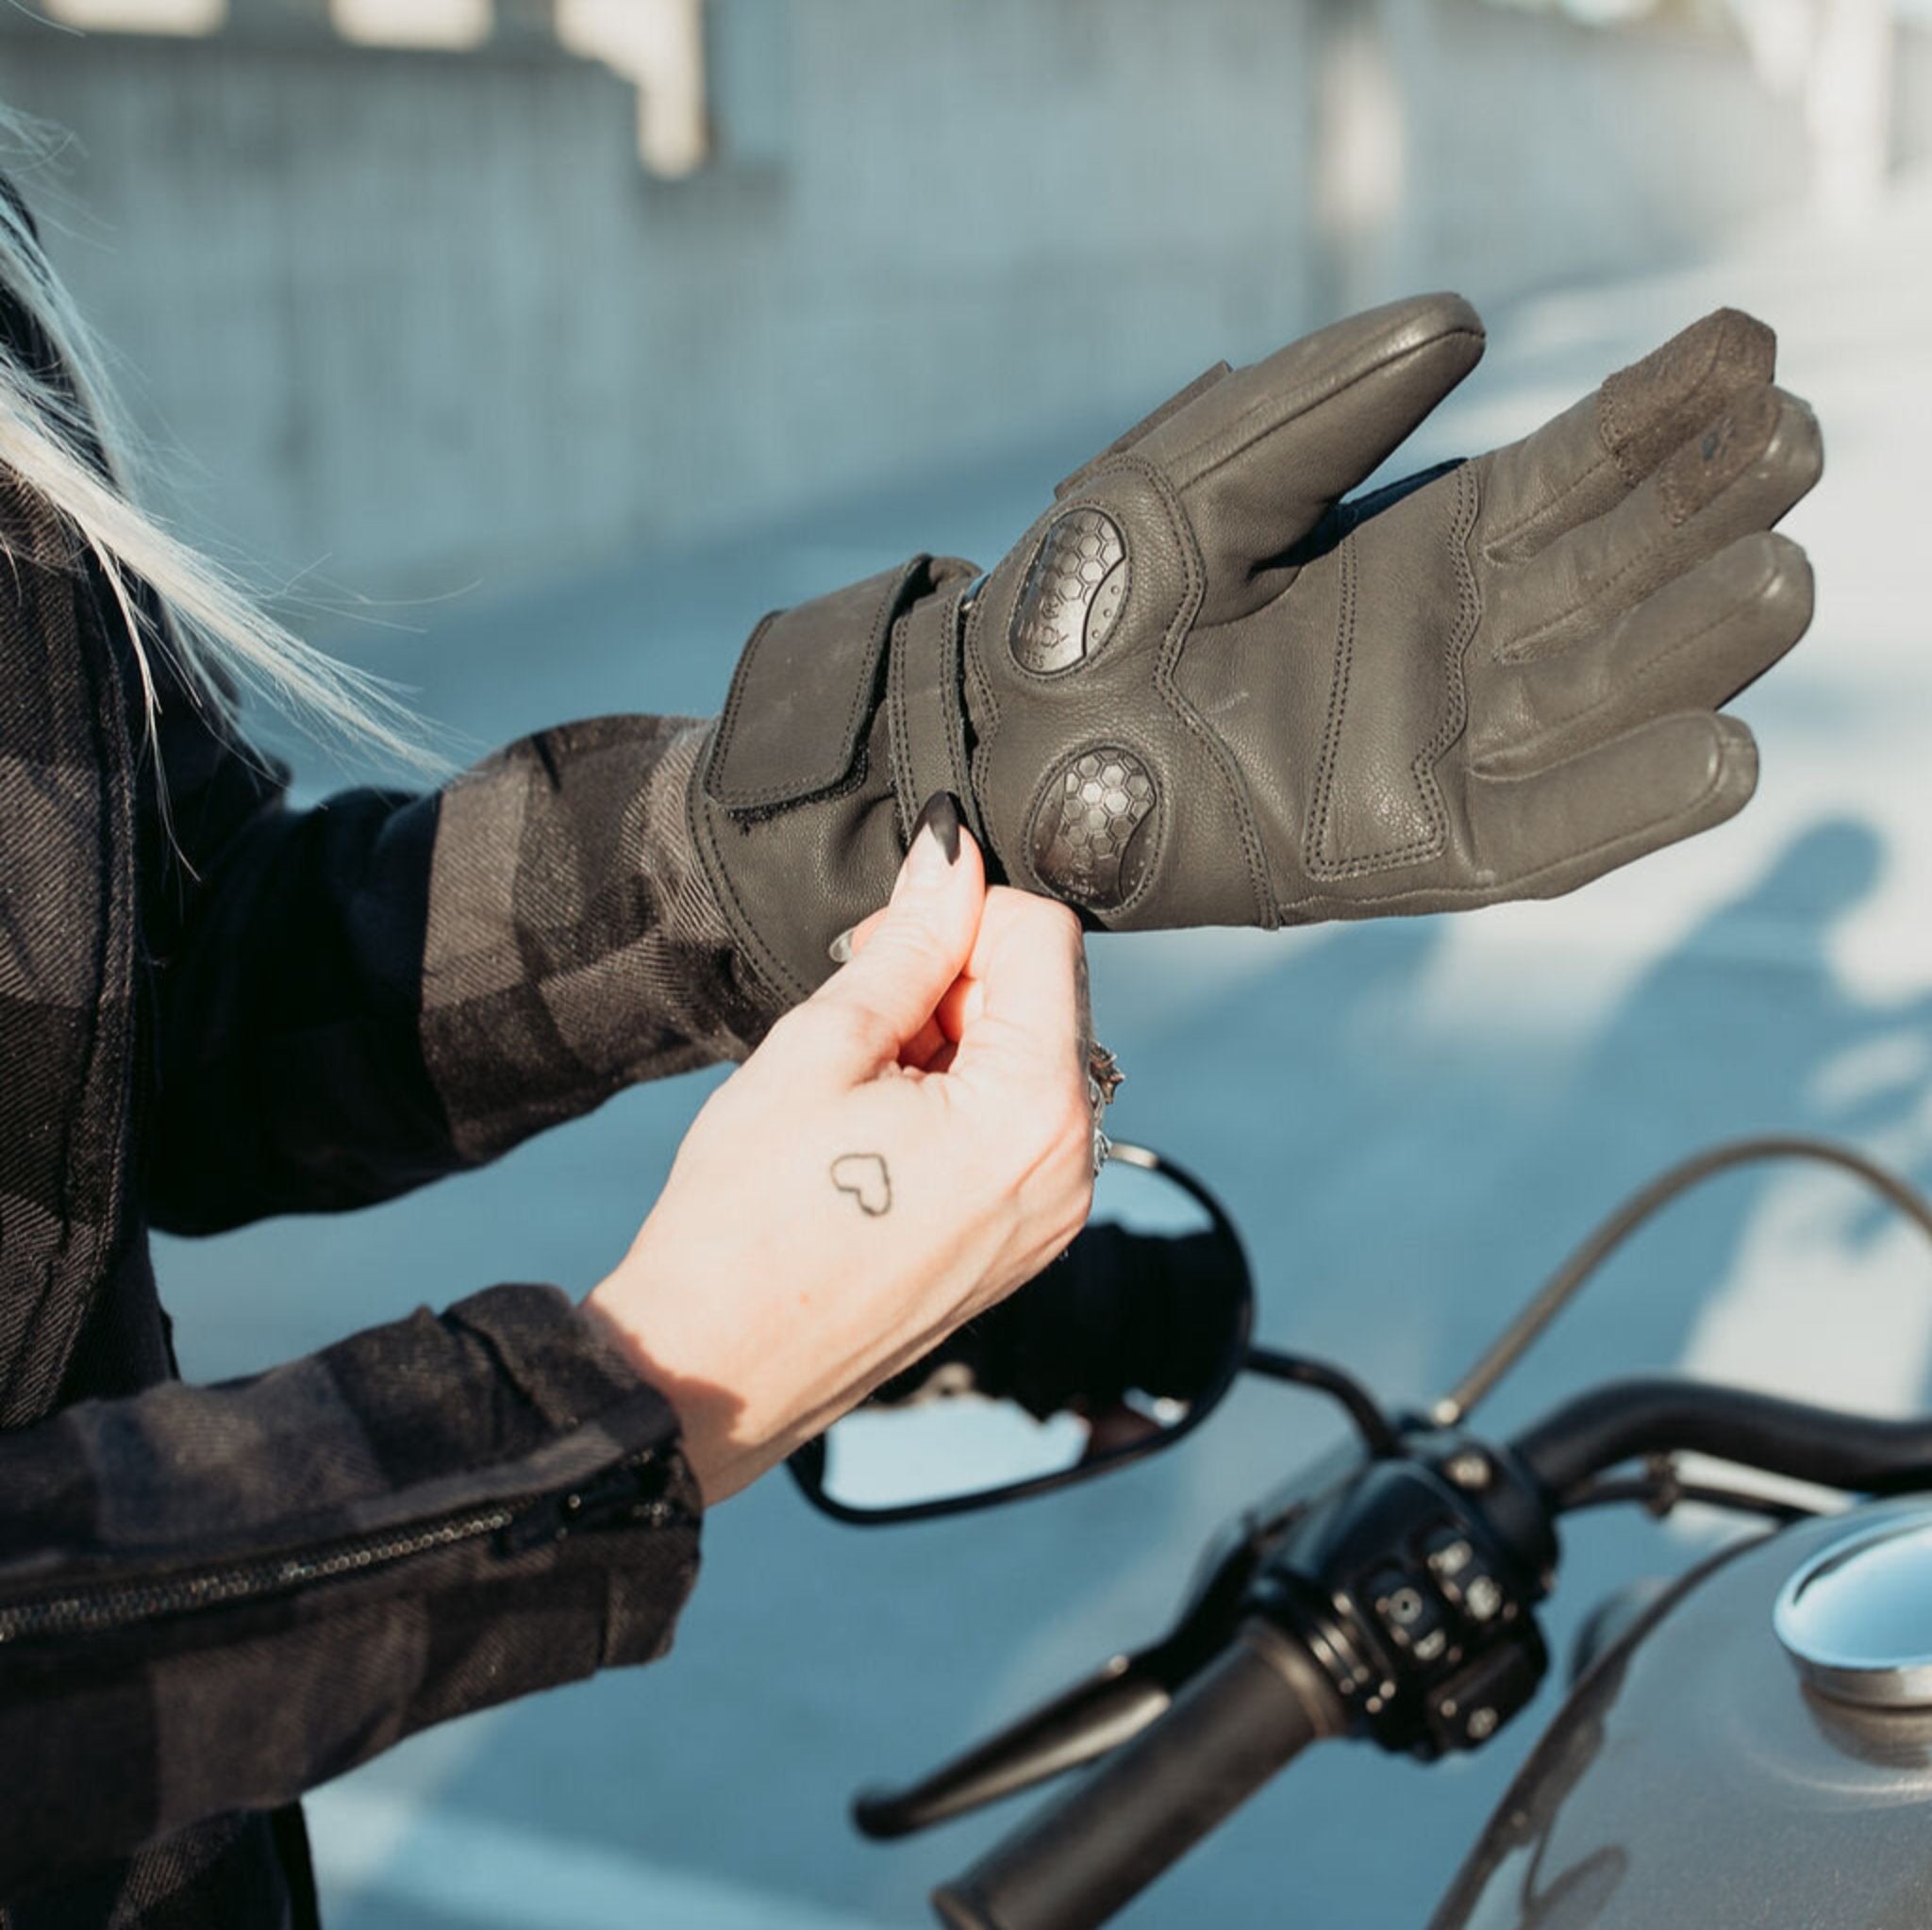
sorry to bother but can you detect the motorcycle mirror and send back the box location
[790,1144,1252,1525]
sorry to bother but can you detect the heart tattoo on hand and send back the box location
[829,1153,892,1218]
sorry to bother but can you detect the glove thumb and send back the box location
[1135,291,1485,624]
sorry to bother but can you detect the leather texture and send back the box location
[692,556,979,1004]
[691,294,1822,1007]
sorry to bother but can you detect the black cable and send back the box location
[1435,1136,1932,1425]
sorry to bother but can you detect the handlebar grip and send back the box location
[930,1620,1343,1930]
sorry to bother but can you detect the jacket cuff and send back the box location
[441,1286,705,1671]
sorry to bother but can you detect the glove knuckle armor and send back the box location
[1027,745,1158,913]
[1009,507,1129,675]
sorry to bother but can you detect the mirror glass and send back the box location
[819,1401,1095,1511]
[794,1144,1250,1521]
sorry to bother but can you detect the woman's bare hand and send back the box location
[585,796,1095,1505]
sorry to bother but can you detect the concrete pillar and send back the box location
[493,0,558,41]
[225,0,334,34]
[1806,0,1896,225]
[1309,0,1403,321]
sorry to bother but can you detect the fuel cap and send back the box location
[1774,1511,1932,1709]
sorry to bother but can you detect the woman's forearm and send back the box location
[146,707,769,1232]
[0,1284,701,1895]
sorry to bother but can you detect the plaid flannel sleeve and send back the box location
[144,694,772,1233]
[0,1282,702,1903]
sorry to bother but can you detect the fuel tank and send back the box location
[1430,1500,1932,1930]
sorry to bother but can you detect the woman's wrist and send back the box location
[581,1269,735,1506]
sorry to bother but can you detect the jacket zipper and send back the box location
[0,1447,681,1646]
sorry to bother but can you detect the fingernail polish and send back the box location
[827,926,857,965]
[912,791,963,866]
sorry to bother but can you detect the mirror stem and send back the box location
[1244,1347,1399,1456]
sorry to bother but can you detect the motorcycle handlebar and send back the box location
[930,1619,1344,1930]
[1512,1376,1932,1500]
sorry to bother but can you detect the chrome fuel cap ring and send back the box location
[1775,1511,1932,1709]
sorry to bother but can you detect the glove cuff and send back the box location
[691,555,978,1008]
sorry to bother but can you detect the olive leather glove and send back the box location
[691,293,1820,1008]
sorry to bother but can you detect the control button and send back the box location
[1463,1573,1506,1624]
[1424,1527,1508,1625]
[1424,1531,1474,1583]
[1366,1566,1451,1665]
[1425,1640,1543,1752]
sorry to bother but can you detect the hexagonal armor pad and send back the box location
[1029,747,1158,912]
[1009,508,1128,674]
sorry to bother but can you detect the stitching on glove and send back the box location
[708,562,917,812]
[1054,359,1232,499]
[687,735,802,1006]
[963,565,1003,831]
[940,595,974,809]
[887,583,976,848]
[1307,464,1478,878]
[1482,447,1615,565]
[1599,378,1640,489]
[1129,456,1277,928]
[1499,507,1679,664]
[1164,324,1486,492]
[887,605,917,847]
[1285,721,1733,919]
[1518,558,1768,744]
[708,608,784,805]
[1306,532,1360,876]
[1598,324,1732,491]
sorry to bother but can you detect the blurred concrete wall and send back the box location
[1905,21,1932,166]
[1326,0,1812,314]
[0,1,1890,599]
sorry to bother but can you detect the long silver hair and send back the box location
[0,109,419,765]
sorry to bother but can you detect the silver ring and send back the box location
[1088,1040,1123,1174]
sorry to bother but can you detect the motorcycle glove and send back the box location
[690,293,1821,1009]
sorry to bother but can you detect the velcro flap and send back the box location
[707,559,927,814]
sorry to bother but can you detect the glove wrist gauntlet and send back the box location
[688,555,981,1008]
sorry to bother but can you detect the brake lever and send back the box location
[855,1460,1344,1838]
[855,1651,1174,1838]
[856,1575,1259,1837]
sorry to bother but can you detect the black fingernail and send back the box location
[913,791,963,865]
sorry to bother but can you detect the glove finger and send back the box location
[1482,308,1778,566]
[1468,710,1757,899]
[1476,532,1813,777]
[1133,291,1485,624]
[1491,384,1821,661]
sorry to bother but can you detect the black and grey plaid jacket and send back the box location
[0,191,774,1926]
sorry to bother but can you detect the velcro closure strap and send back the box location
[707,558,929,814]
[887,580,974,845]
